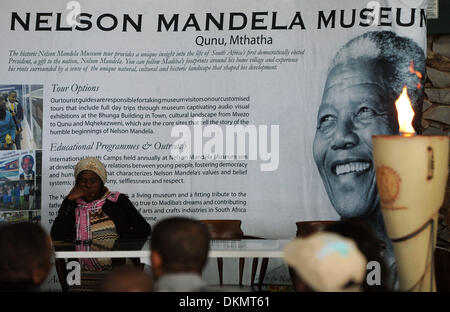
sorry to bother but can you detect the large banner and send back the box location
[0,0,428,289]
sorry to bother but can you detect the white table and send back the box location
[53,239,291,259]
[53,239,291,291]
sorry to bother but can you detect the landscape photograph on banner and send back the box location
[0,150,42,224]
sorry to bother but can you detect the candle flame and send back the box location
[395,86,415,135]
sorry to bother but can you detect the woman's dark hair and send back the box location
[324,219,392,291]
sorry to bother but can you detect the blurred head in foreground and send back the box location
[101,266,153,292]
[0,222,53,291]
[150,217,210,280]
[284,232,366,292]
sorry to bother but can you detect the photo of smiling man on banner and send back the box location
[313,30,426,289]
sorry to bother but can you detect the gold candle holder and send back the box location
[372,135,449,291]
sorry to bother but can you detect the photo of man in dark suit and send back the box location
[19,154,35,180]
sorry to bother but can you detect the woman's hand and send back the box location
[67,186,88,201]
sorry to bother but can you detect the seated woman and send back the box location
[51,157,151,289]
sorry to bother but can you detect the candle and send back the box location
[372,85,449,292]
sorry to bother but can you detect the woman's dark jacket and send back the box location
[50,194,151,241]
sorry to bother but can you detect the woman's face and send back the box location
[77,170,103,202]
[313,60,398,218]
